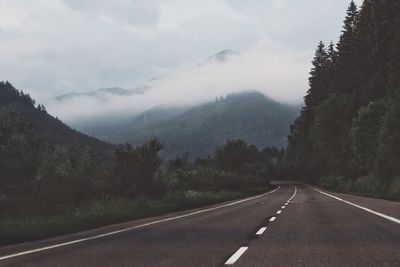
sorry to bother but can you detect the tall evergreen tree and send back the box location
[304,41,330,109]
[336,1,359,94]
[283,0,400,199]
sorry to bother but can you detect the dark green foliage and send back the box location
[0,106,40,197]
[112,139,164,197]
[350,100,386,172]
[0,81,35,106]
[311,94,353,173]
[375,92,400,178]
[163,140,277,193]
[214,140,258,172]
[1,82,276,245]
[95,91,299,159]
[283,0,400,200]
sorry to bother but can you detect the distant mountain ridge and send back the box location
[55,86,148,102]
[55,50,241,103]
[0,81,112,156]
[91,91,299,159]
[207,50,241,63]
[45,49,299,160]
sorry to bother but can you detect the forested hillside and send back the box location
[282,0,400,199]
[0,82,277,244]
[0,81,113,209]
[97,91,298,159]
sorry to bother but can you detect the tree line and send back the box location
[0,81,278,217]
[281,0,400,199]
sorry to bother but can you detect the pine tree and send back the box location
[387,1,400,89]
[327,42,337,65]
[337,0,359,58]
[305,41,330,109]
[283,0,400,198]
[336,1,359,94]
[285,42,332,180]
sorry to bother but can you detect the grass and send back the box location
[319,175,400,201]
[0,188,270,246]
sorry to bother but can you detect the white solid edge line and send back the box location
[255,227,267,235]
[269,216,276,222]
[0,187,281,262]
[313,187,400,225]
[288,186,297,202]
[276,210,282,214]
[225,247,248,265]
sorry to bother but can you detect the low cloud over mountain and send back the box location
[47,45,308,126]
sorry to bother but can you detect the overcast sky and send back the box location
[0,0,362,119]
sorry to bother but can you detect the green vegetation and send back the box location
[0,189,265,245]
[281,0,400,200]
[5,0,400,246]
[94,91,298,159]
[0,83,277,244]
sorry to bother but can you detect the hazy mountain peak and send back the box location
[89,90,299,159]
[207,50,241,63]
[54,86,147,102]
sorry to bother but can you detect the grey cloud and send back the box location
[0,0,363,114]
[61,0,160,27]
[224,0,365,49]
[47,43,309,124]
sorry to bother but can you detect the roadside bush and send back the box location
[387,176,400,200]
[352,175,385,197]
[320,175,350,192]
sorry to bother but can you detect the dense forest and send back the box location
[90,91,298,160]
[282,0,400,199]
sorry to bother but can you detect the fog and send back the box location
[0,0,364,125]
[47,40,309,124]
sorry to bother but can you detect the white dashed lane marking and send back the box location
[225,247,248,265]
[224,185,298,265]
[0,187,282,262]
[255,227,267,235]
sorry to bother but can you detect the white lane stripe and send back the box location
[225,247,248,265]
[288,186,297,202]
[0,187,281,262]
[269,216,276,222]
[281,206,285,209]
[255,227,267,235]
[276,210,282,214]
[313,188,400,225]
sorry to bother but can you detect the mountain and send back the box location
[55,50,240,104]
[207,50,241,63]
[55,86,148,102]
[49,49,243,130]
[0,81,112,157]
[92,91,299,159]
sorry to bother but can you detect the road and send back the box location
[0,184,399,266]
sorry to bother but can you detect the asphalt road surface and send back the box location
[1,184,399,267]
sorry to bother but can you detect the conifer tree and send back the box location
[305,41,330,109]
[336,1,359,94]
